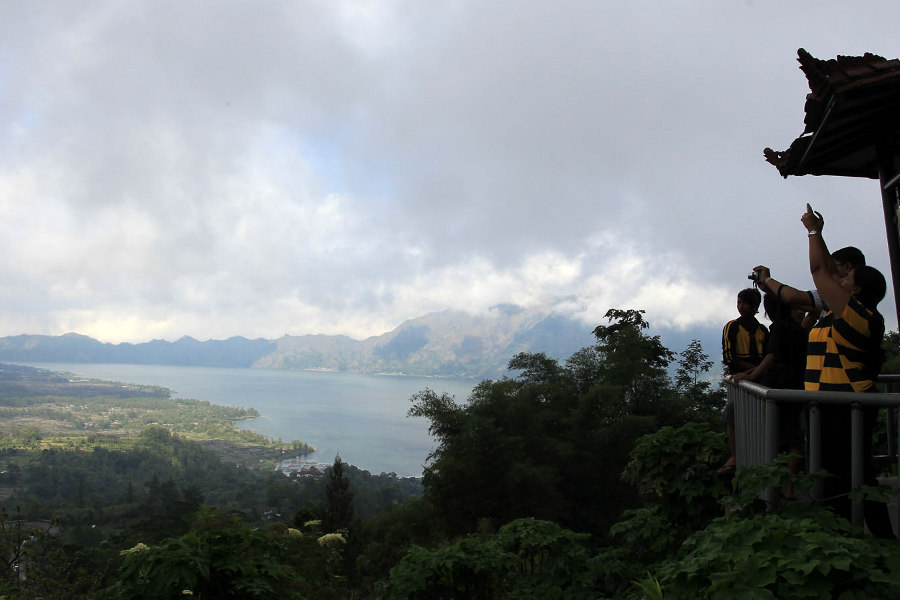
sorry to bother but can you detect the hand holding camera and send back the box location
[748,265,771,289]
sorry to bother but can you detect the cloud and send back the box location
[0,1,897,343]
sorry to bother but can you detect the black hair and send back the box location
[738,287,762,311]
[852,265,886,310]
[832,246,866,268]
[763,292,785,322]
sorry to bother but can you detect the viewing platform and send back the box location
[729,374,900,534]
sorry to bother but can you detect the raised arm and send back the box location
[800,204,841,279]
[753,265,816,311]
[801,203,851,316]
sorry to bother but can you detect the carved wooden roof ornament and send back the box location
[764,48,900,179]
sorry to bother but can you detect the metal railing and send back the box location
[729,375,900,529]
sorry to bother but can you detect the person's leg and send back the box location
[820,406,851,519]
[782,451,803,500]
[863,407,894,538]
[780,405,804,500]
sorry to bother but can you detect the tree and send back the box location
[410,378,581,534]
[324,456,354,533]
[881,330,900,375]
[507,351,561,384]
[674,339,725,426]
[674,339,712,390]
[0,507,30,585]
[592,309,678,422]
[409,309,686,537]
[592,309,674,387]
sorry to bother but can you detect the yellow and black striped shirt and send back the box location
[722,316,768,374]
[804,295,884,392]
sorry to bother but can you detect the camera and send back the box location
[748,269,762,282]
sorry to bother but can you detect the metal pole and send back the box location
[851,403,864,527]
[765,399,779,508]
[876,141,900,329]
[809,402,822,502]
[889,407,896,459]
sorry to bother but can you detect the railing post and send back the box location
[887,404,900,529]
[883,378,900,534]
[851,402,864,527]
[808,402,822,502]
[765,398,779,508]
[889,407,896,459]
[895,401,900,536]
[732,383,744,467]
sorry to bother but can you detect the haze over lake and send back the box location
[17,363,477,476]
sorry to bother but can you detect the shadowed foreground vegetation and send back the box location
[0,310,899,598]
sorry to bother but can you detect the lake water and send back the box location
[16,363,478,477]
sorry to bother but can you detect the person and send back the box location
[753,204,892,537]
[733,292,808,389]
[719,287,769,474]
[732,292,810,498]
[806,246,866,319]
[723,288,769,375]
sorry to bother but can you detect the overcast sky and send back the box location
[0,1,897,345]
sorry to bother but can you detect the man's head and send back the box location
[842,265,886,310]
[737,287,761,317]
[832,246,866,277]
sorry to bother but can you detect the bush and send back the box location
[656,507,900,599]
[384,518,600,599]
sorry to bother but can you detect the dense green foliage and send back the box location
[385,518,599,599]
[882,331,900,376]
[657,508,900,599]
[597,423,731,594]
[112,509,347,600]
[408,309,722,538]
[649,461,900,599]
[0,443,426,599]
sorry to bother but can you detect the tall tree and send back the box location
[592,308,678,422]
[674,339,713,390]
[675,339,725,425]
[592,309,674,387]
[324,455,354,532]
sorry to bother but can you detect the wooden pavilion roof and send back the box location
[764,49,900,179]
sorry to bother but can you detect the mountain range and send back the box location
[0,305,601,379]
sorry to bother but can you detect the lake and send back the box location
[17,363,478,477]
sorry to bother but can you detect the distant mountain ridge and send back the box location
[0,306,597,379]
[0,333,277,368]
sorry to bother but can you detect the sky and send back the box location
[0,1,898,346]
